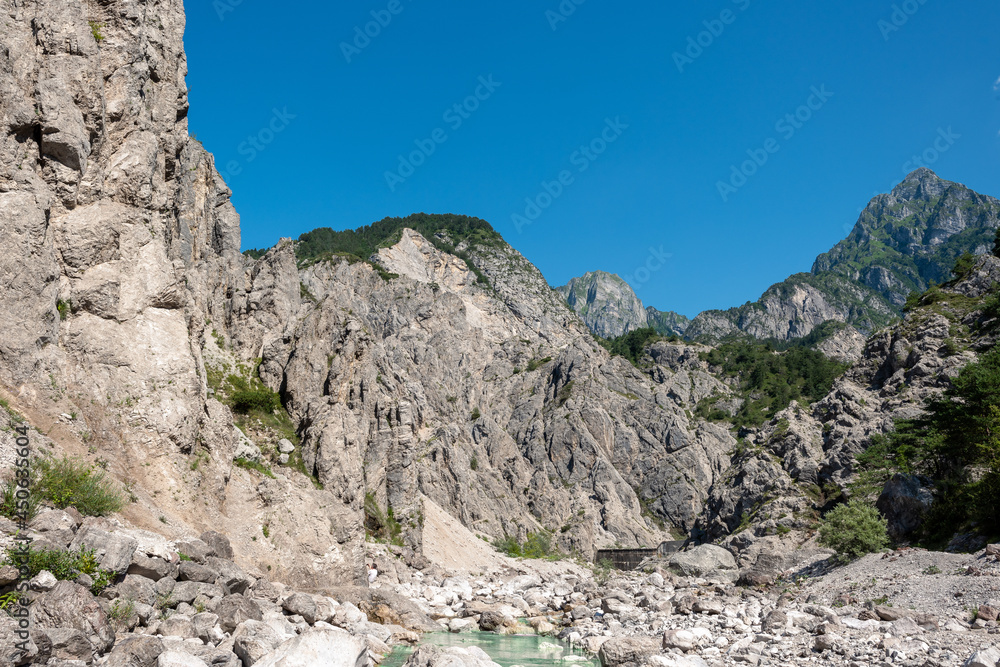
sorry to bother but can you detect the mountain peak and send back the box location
[557,271,647,338]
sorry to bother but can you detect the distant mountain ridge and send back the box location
[560,169,1000,343]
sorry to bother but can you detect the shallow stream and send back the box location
[380,632,601,667]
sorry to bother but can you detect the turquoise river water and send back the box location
[380,632,601,667]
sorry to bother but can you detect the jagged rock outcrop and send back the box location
[556,271,648,339]
[0,0,358,585]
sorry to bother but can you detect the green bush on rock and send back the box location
[818,499,889,563]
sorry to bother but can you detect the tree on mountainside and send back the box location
[855,347,1000,541]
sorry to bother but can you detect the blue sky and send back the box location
[183,0,999,317]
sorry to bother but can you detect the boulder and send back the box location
[762,610,787,633]
[29,509,78,547]
[478,610,513,632]
[255,628,367,667]
[157,651,211,667]
[233,620,283,666]
[199,531,234,560]
[0,564,19,586]
[170,581,224,605]
[403,644,501,667]
[888,617,924,637]
[30,581,115,654]
[814,633,844,653]
[277,439,295,454]
[503,574,542,593]
[41,627,93,662]
[662,628,698,651]
[448,618,477,633]
[877,474,934,540]
[116,574,158,607]
[70,524,138,575]
[964,647,1000,667]
[692,598,724,615]
[159,615,197,639]
[216,593,263,633]
[282,593,318,624]
[1,614,51,666]
[191,612,221,642]
[875,605,907,622]
[979,605,999,622]
[598,636,661,666]
[206,557,252,595]
[104,635,165,667]
[174,539,212,564]
[129,553,178,581]
[30,569,58,591]
[178,561,219,584]
[668,544,736,578]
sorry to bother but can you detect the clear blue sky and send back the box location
[183,0,999,318]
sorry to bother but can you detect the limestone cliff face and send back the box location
[0,0,360,586]
[556,271,648,339]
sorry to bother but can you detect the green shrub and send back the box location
[34,456,126,516]
[818,499,889,563]
[108,598,136,630]
[363,492,403,546]
[470,407,481,421]
[0,477,40,522]
[696,340,848,429]
[598,328,661,366]
[229,389,280,414]
[87,21,104,43]
[952,252,977,280]
[1,545,114,595]
[492,531,562,560]
[525,357,552,372]
[853,347,1000,540]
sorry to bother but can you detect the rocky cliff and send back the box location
[645,307,690,338]
[0,0,360,586]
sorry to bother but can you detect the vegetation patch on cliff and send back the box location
[854,346,1000,543]
[247,213,501,286]
[695,341,849,429]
